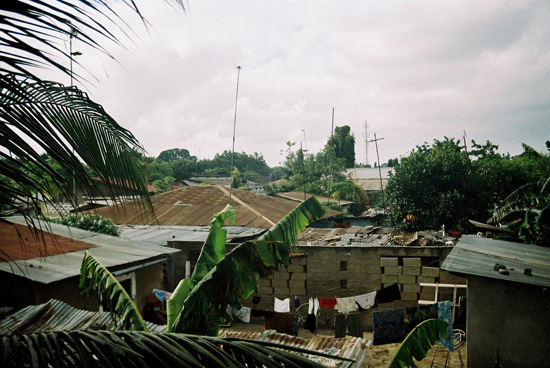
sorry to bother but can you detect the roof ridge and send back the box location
[215,185,275,227]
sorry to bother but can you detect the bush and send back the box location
[47,213,120,236]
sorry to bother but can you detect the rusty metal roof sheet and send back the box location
[275,192,354,206]
[0,217,179,284]
[119,225,265,246]
[296,226,418,247]
[0,299,166,336]
[442,235,550,287]
[91,185,336,229]
[220,329,368,368]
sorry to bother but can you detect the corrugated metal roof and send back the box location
[296,226,418,247]
[91,185,336,229]
[120,225,265,246]
[354,179,388,191]
[0,217,179,284]
[345,167,394,180]
[0,299,166,336]
[441,235,550,287]
[220,329,368,368]
[275,192,354,206]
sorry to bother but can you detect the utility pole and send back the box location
[370,133,387,213]
[326,108,335,219]
[229,66,241,204]
[363,120,369,166]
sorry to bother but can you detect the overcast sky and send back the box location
[56,0,549,167]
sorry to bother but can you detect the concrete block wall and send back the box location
[242,245,466,331]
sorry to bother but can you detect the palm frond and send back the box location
[79,251,147,331]
[171,197,326,335]
[0,74,151,212]
[167,204,235,331]
[0,330,329,368]
[388,319,449,368]
[0,0,187,79]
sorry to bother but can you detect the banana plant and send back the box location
[0,330,332,368]
[387,319,449,368]
[80,250,147,331]
[169,196,326,335]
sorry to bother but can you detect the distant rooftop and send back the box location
[296,226,419,247]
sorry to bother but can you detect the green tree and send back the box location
[386,137,489,230]
[327,125,356,168]
[48,213,121,236]
[157,148,191,162]
[231,166,241,188]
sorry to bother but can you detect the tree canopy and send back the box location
[327,125,356,168]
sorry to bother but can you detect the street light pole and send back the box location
[229,66,241,204]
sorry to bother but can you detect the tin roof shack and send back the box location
[441,235,550,368]
[0,217,180,314]
[242,226,465,330]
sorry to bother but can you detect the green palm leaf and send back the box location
[167,205,236,331]
[0,330,331,368]
[0,74,151,213]
[171,196,326,335]
[387,319,449,368]
[79,251,147,331]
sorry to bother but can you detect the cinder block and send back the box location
[287,264,305,273]
[398,275,416,284]
[402,284,421,293]
[403,267,421,276]
[266,273,274,280]
[384,266,402,275]
[271,279,288,288]
[403,258,421,268]
[289,280,306,289]
[290,272,307,281]
[381,274,399,284]
[417,276,436,284]
[273,287,289,295]
[290,257,307,265]
[257,286,273,295]
[422,266,440,277]
[257,278,271,287]
[381,257,399,267]
[273,271,290,280]
[419,292,436,302]
[400,292,418,301]
[289,287,306,295]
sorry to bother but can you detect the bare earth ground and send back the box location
[225,321,466,368]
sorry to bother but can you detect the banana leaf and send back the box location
[387,319,449,368]
[0,330,329,368]
[171,196,326,335]
[167,205,235,331]
[79,251,147,331]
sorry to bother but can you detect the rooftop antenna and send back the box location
[462,130,469,159]
[326,108,335,220]
[229,66,241,204]
[370,133,387,213]
[363,120,369,166]
[301,129,308,153]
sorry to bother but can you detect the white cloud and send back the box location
[42,0,549,166]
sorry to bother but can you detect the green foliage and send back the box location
[386,137,489,230]
[330,180,369,215]
[170,197,326,335]
[490,142,550,246]
[167,205,236,331]
[0,330,331,368]
[327,125,356,168]
[157,148,192,162]
[152,176,175,194]
[80,251,147,331]
[231,166,241,188]
[388,319,449,368]
[48,213,120,236]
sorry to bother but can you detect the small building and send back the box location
[0,217,180,313]
[441,235,550,368]
[345,167,393,194]
[274,192,354,213]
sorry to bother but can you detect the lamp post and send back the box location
[229,66,241,204]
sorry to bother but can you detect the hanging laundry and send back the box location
[153,289,171,302]
[251,309,265,318]
[291,313,299,336]
[336,296,358,314]
[375,283,401,304]
[438,301,454,352]
[304,298,317,333]
[354,291,377,310]
[334,312,363,338]
[334,314,346,338]
[294,296,300,308]
[264,312,293,334]
[274,297,290,313]
[235,307,251,323]
[252,295,262,304]
[320,298,337,309]
[404,303,438,334]
[372,308,406,345]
